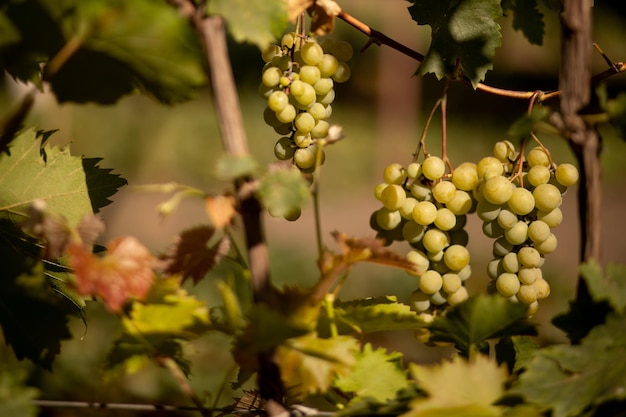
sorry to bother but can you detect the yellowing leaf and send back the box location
[205,194,237,229]
[307,0,342,36]
[287,0,313,21]
[404,355,507,417]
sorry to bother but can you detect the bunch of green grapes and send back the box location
[260,32,352,172]
[475,141,579,316]
[370,156,477,326]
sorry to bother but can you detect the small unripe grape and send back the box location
[433,181,457,204]
[533,184,562,211]
[493,140,515,162]
[419,270,443,294]
[301,41,324,65]
[443,244,470,271]
[508,187,535,215]
[447,286,469,305]
[406,162,422,179]
[527,165,551,187]
[482,176,513,205]
[434,208,456,231]
[381,184,407,210]
[406,250,429,275]
[555,163,579,187]
[527,147,550,167]
[262,66,282,87]
[496,273,521,298]
[477,156,504,178]
[375,208,402,231]
[422,156,446,180]
[452,163,478,191]
[383,163,406,184]
[423,229,449,253]
[412,201,438,225]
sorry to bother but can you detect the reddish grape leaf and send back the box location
[159,225,231,284]
[68,236,156,312]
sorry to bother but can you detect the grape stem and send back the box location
[413,98,441,162]
[440,78,454,174]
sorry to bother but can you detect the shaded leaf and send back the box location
[495,336,538,374]
[605,91,626,140]
[405,355,507,417]
[215,280,246,331]
[208,0,288,49]
[215,154,260,180]
[506,106,551,141]
[256,164,310,218]
[81,158,128,213]
[503,0,544,45]
[580,261,626,313]
[513,313,626,417]
[159,225,230,284]
[0,366,40,417]
[407,0,503,87]
[334,343,409,403]
[428,294,536,354]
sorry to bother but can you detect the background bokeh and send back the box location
[2,1,626,415]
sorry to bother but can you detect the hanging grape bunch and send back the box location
[476,140,579,316]
[370,156,476,327]
[260,32,352,172]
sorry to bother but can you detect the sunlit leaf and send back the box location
[205,194,237,229]
[256,165,310,218]
[105,335,190,376]
[407,0,503,87]
[0,366,40,417]
[405,355,507,417]
[580,261,626,313]
[215,154,260,180]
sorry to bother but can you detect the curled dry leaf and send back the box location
[287,0,314,21]
[308,0,342,36]
[68,236,156,312]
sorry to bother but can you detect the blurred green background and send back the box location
[2,0,626,415]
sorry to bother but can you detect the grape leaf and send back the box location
[405,355,508,417]
[0,129,126,227]
[502,0,545,45]
[215,154,260,180]
[580,261,626,313]
[256,164,310,218]
[513,313,626,417]
[0,11,20,49]
[406,0,503,87]
[428,294,536,354]
[506,106,551,141]
[0,366,40,417]
[495,335,538,374]
[334,343,409,404]
[604,91,626,141]
[275,333,359,398]
[207,0,288,49]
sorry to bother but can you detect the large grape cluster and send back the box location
[370,156,476,325]
[475,141,579,316]
[260,32,352,172]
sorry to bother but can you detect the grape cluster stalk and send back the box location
[260,32,352,173]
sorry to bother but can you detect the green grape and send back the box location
[482,220,505,238]
[258,83,275,99]
[555,163,579,187]
[532,277,551,299]
[410,182,432,201]
[476,199,502,222]
[447,190,473,215]
[493,140,515,162]
[275,104,297,123]
[535,233,557,254]
[457,264,472,281]
[493,236,514,257]
[307,102,326,120]
[383,163,407,184]
[422,156,446,180]
[406,250,430,275]
[409,290,431,312]
[295,112,315,133]
[381,184,407,210]
[496,273,521,298]
[317,89,336,105]
[505,220,528,245]
[433,181,457,204]
[271,54,292,71]
[477,156,504,178]
[317,53,339,77]
[262,66,282,87]
[332,61,351,83]
[263,106,283,127]
[294,147,316,169]
[292,83,316,106]
[487,258,503,280]
[268,90,289,112]
[527,165,551,187]
[375,208,402,231]
[537,207,563,228]
[508,187,535,215]
[313,77,334,95]
[482,176,513,205]
[497,209,518,230]
[310,120,330,138]
[301,40,324,65]
[502,252,519,273]
[299,65,321,84]
[294,131,312,148]
[451,214,467,231]
[323,104,333,119]
[518,267,539,285]
[526,301,539,316]
[419,270,443,294]
[402,221,425,243]
[527,147,550,167]
[442,273,462,293]
[283,207,302,221]
[399,197,419,219]
[447,286,469,305]
[533,183,562,211]
[428,251,444,263]
[528,220,550,243]
[281,32,296,49]
[517,284,538,305]
[273,123,293,135]
[517,246,541,267]
[329,40,354,61]
[412,201,437,225]
[443,244,470,271]
[451,162,478,191]
[262,44,282,62]
[430,290,447,305]
[374,183,387,200]
[422,229,449,253]
[274,136,295,160]
[434,208,456,231]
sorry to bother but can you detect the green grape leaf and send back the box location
[513,313,626,417]
[407,0,503,87]
[276,334,359,398]
[0,11,20,49]
[495,335,538,374]
[334,343,409,403]
[207,0,288,49]
[405,355,508,417]
[0,366,40,417]
[215,154,260,180]
[0,129,126,227]
[506,106,551,141]
[502,0,544,45]
[428,294,536,354]
[580,261,626,313]
[604,91,626,141]
[256,164,310,218]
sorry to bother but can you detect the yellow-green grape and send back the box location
[496,273,521,297]
[497,209,518,229]
[458,264,472,281]
[555,163,579,187]
[301,40,324,65]
[375,208,402,231]
[477,156,504,179]
[399,197,419,219]
[419,270,443,294]
[422,229,449,253]
[313,77,334,95]
[374,183,387,200]
[412,201,438,225]
[442,273,462,293]
[476,199,502,222]
[493,140,515,162]
[410,182,433,201]
[508,187,535,215]
[268,90,289,112]
[383,163,407,184]
[294,131,312,148]
[482,176,513,205]
[271,54,292,71]
[504,220,528,245]
[527,147,550,167]
[535,233,557,254]
[274,137,295,160]
[307,102,326,120]
[323,104,333,119]
[281,32,297,49]
[517,246,541,268]
[262,66,282,87]
[263,106,283,127]
[501,252,519,273]
[527,165,551,187]
[428,250,445,262]
[429,290,447,305]
[409,290,431,312]
[406,249,430,275]
[317,89,336,105]
[537,207,563,228]
[482,220,505,238]
[517,284,538,305]
[332,61,351,83]
[402,221,426,243]
[291,81,316,106]
[329,40,354,61]
[279,76,291,87]
[532,277,551,299]
[317,54,339,77]
[262,44,282,62]
[407,162,422,179]
[452,162,478,191]
[434,208,456,231]
[447,190,473,215]
[493,236,514,257]
[443,244,470,271]
[381,184,407,210]
[487,258,503,280]
[275,104,297,123]
[447,286,469,305]
[299,65,321,84]
[310,120,330,138]
[294,112,315,133]
[528,220,551,243]
[518,267,539,285]
[294,147,316,169]
[422,156,446,180]
[533,183,562,211]
[433,181,457,204]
